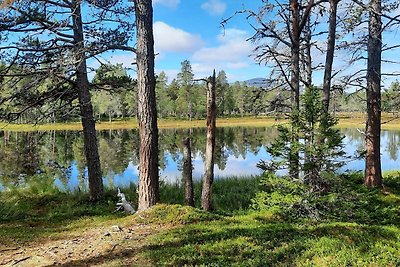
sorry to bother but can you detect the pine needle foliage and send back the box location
[258,87,345,191]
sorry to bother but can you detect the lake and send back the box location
[0,127,399,191]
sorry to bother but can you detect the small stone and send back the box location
[111,225,122,232]
[103,232,111,237]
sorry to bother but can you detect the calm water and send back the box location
[0,127,399,191]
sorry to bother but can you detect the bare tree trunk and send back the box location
[182,137,194,207]
[302,15,313,179]
[365,0,383,187]
[201,70,217,211]
[303,16,312,87]
[289,0,300,180]
[316,0,339,181]
[135,0,160,210]
[72,0,103,201]
[322,0,339,113]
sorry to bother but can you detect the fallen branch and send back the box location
[0,247,19,253]
[12,256,31,266]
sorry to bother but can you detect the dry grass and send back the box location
[1,113,400,131]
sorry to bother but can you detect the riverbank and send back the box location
[1,113,400,131]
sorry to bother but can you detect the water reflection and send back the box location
[0,127,399,191]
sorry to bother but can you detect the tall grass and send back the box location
[160,176,261,213]
[0,175,260,225]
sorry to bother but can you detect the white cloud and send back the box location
[153,0,180,9]
[108,54,136,68]
[227,62,249,69]
[201,0,227,16]
[153,21,204,54]
[193,29,253,63]
[190,28,254,78]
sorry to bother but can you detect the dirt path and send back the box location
[0,222,162,267]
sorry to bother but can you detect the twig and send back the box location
[12,256,31,266]
[356,128,366,135]
[0,247,19,253]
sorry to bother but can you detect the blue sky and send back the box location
[99,0,400,86]
[105,0,269,83]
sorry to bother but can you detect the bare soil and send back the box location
[0,222,164,267]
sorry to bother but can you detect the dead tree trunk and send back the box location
[201,70,217,211]
[303,16,312,87]
[182,137,194,207]
[365,0,383,187]
[72,0,103,201]
[322,0,339,113]
[135,0,160,210]
[289,0,301,180]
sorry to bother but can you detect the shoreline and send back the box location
[1,114,400,131]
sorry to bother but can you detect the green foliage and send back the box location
[139,172,400,266]
[142,215,400,267]
[251,171,400,224]
[159,176,261,214]
[1,172,400,266]
[382,80,400,115]
[91,63,137,120]
[251,172,321,220]
[133,204,220,225]
[259,87,345,190]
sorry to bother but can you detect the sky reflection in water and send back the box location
[0,127,399,191]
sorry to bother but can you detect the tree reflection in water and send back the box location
[0,127,399,191]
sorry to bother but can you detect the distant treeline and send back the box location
[2,61,399,124]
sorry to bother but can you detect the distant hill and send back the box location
[244,78,272,88]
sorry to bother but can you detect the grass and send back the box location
[0,117,279,132]
[137,172,400,266]
[160,176,262,214]
[140,215,400,266]
[1,173,400,266]
[0,186,125,243]
[0,176,259,243]
[1,113,400,131]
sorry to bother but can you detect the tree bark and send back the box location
[72,0,103,201]
[182,137,194,207]
[322,0,339,113]
[135,0,160,210]
[303,16,312,87]
[289,0,300,180]
[201,70,216,211]
[365,0,383,187]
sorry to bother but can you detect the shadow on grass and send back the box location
[52,246,146,267]
[140,214,400,266]
[0,189,126,244]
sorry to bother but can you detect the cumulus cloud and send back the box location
[153,21,204,54]
[201,0,227,16]
[192,29,252,63]
[153,0,180,9]
[190,28,254,78]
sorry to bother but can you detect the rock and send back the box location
[103,232,111,237]
[111,225,122,232]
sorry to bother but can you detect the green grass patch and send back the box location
[137,172,400,266]
[160,176,262,214]
[1,172,400,266]
[0,175,259,244]
[141,214,400,266]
